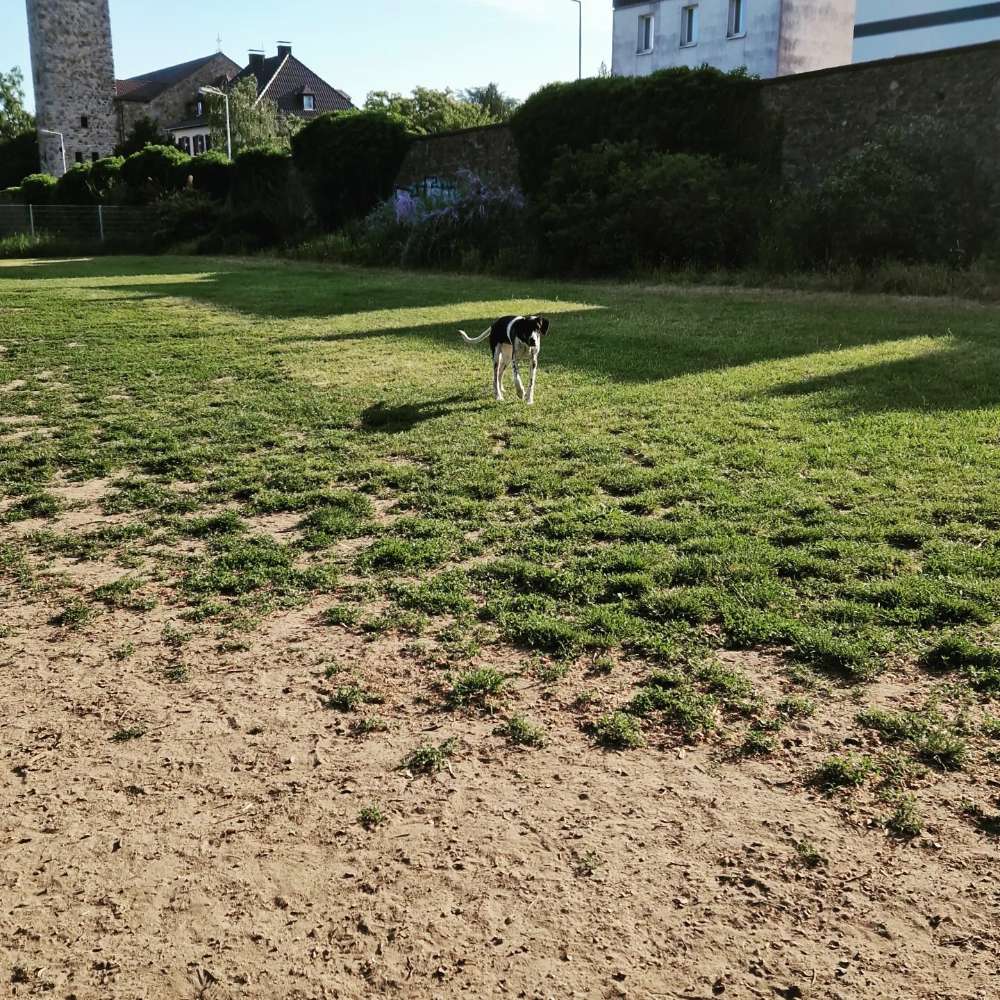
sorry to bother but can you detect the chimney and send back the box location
[277,41,292,60]
[248,49,265,70]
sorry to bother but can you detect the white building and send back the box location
[854,1,1000,61]
[611,1,857,79]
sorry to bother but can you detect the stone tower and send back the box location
[25,0,117,176]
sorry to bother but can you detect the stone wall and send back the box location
[26,0,117,175]
[116,54,240,143]
[395,40,1000,194]
[395,124,519,192]
[762,39,1000,184]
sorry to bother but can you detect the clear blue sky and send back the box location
[6,0,613,113]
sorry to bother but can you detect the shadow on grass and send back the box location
[5,254,1000,411]
[360,394,480,433]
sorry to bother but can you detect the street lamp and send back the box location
[38,128,67,175]
[199,85,232,160]
[570,0,582,80]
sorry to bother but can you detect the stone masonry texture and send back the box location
[395,124,520,191]
[26,0,117,176]
[116,54,242,144]
[394,41,1000,194]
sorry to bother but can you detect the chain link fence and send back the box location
[0,204,158,244]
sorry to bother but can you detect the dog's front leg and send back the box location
[525,348,539,405]
[512,350,526,400]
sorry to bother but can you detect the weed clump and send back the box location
[813,753,876,790]
[593,712,645,750]
[496,715,547,748]
[447,667,508,710]
[402,738,458,774]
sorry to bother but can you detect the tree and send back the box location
[363,87,491,134]
[115,115,175,157]
[1,67,33,142]
[0,130,39,187]
[206,77,285,155]
[462,83,519,122]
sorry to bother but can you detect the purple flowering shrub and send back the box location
[355,169,529,271]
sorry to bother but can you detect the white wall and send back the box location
[611,1,856,79]
[612,1,783,78]
[854,1,1000,62]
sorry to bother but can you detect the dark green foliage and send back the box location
[769,119,995,268]
[115,115,175,158]
[510,66,776,197]
[121,144,190,201]
[298,492,373,549]
[153,191,224,247]
[291,111,412,229]
[447,667,508,709]
[185,150,233,200]
[230,146,291,207]
[0,130,38,188]
[18,173,56,205]
[537,141,762,275]
[496,715,547,747]
[55,162,99,205]
[813,753,875,790]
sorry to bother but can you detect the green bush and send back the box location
[153,191,224,249]
[90,156,124,201]
[536,141,761,275]
[185,150,232,200]
[769,119,995,268]
[231,146,290,207]
[121,144,191,202]
[291,111,412,229]
[55,162,97,204]
[18,173,57,205]
[510,66,777,197]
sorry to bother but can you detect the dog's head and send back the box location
[532,315,551,336]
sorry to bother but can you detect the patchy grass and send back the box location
[4,255,1000,815]
[447,667,508,710]
[813,753,877,791]
[358,805,386,831]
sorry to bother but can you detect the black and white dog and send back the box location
[458,315,551,404]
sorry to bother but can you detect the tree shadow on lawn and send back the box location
[765,338,1000,413]
[7,256,1000,411]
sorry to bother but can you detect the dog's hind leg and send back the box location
[493,344,508,401]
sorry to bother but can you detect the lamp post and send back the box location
[199,85,231,160]
[570,0,582,80]
[38,128,67,175]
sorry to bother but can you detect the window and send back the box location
[196,100,204,117]
[637,14,654,53]
[179,136,191,154]
[303,93,316,111]
[193,134,205,155]
[681,5,698,46]
[728,0,746,37]
[205,134,212,150]
[75,151,84,164]
[91,152,99,162]
[80,114,89,128]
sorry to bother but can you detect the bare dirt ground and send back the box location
[2,495,998,1000]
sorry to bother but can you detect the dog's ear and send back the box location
[537,317,551,336]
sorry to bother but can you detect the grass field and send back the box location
[2,256,999,996]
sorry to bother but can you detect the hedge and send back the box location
[19,173,57,205]
[509,66,779,197]
[536,141,762,275]
[121,144,191,199]
[292,111,412,229]
[184,150,233,200]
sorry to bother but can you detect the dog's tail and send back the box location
[458,327,491,345]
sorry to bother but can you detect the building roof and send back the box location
[232,50,354,116]
[116,53,240,103]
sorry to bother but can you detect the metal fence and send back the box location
[0,204,157,243]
